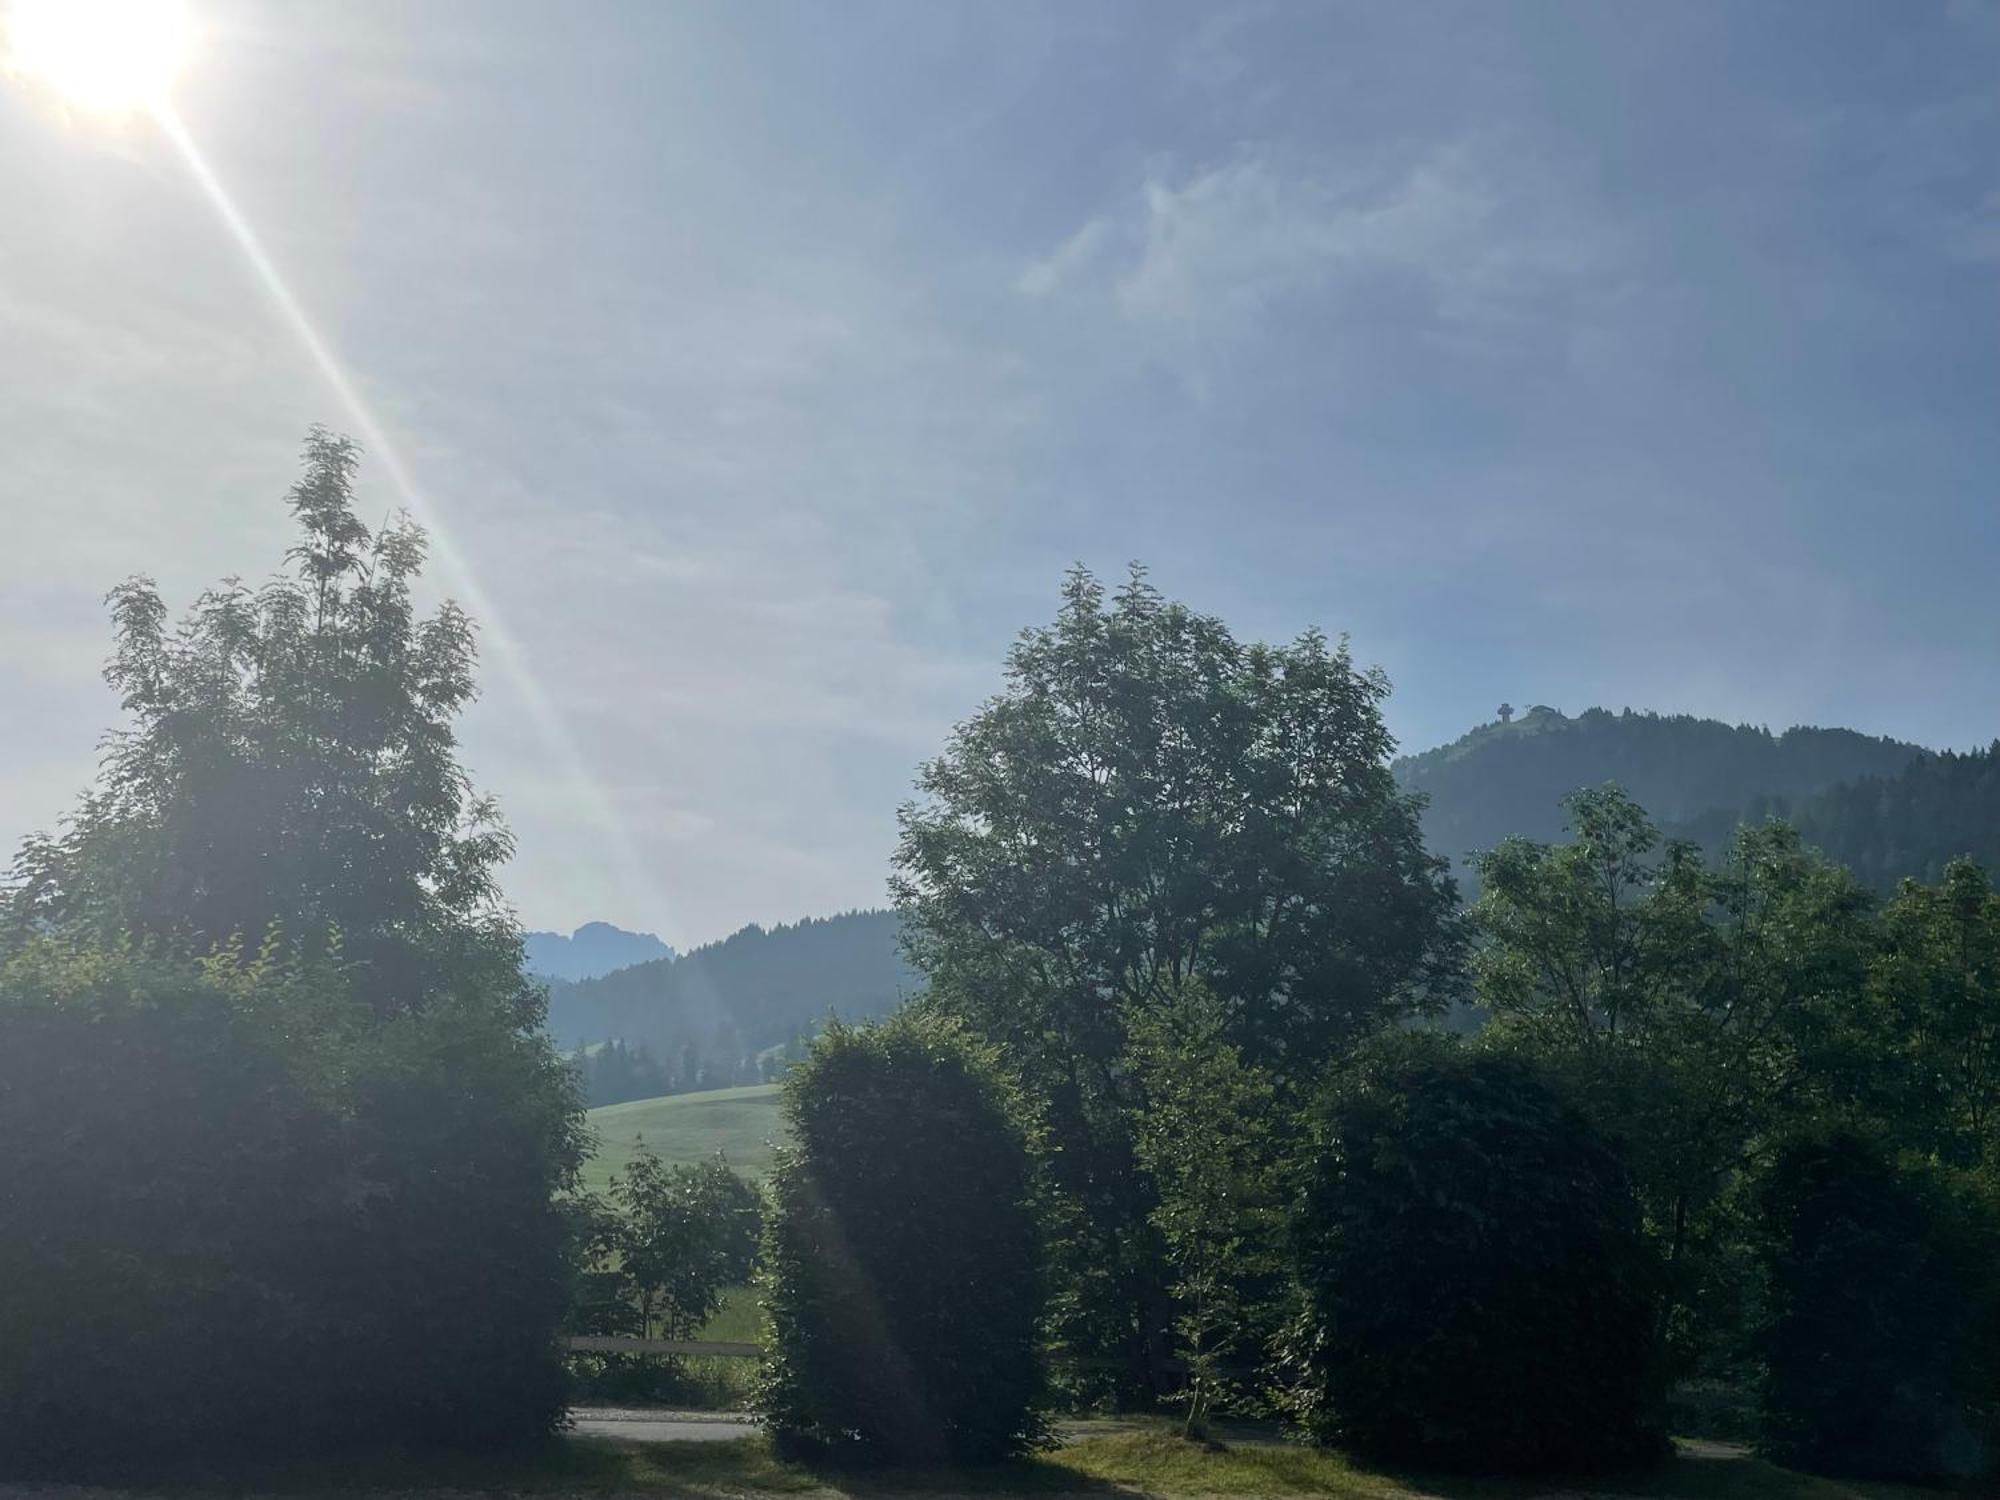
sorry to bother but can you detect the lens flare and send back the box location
[155,104,679,931]
[7,0,191,113]
[7,2,682,936]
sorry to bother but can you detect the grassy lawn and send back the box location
[1048,1428,1948,1500]
[584,1083,786,1194]
[700,1283,766,1343]
[557,1429,1968,1499]
[15,1425,1956,1500]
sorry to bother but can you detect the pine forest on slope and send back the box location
[550,909,915,1101]
[1394,706,1926,879]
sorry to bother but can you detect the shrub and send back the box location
[0,949,337,1470]
[1285,1034,1664,1472]
[0,942,581,1472]
[598,1148,764,1338]
[1755,1127,2000,1482]
[757,1012,1047,1464]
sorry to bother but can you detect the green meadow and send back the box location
[583,1083,786,1196]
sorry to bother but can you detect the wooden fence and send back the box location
[563,1335,1200,1377]
[565,1336,761,1358]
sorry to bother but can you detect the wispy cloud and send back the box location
[1020,142,1612,389]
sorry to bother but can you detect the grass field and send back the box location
[678,1285,766,1406]
[16,1427,1949,1499]
[577,1086,774,1407]
[583,1083,786,1194]
[700,1282,765,1342]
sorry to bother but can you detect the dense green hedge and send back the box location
[1756,1127,2000,1482]
[1286,1035,1664,1471]
[757,1012,1048,1464]
[0,944,579,1472]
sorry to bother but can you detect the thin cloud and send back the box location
[1020,143,1614,389]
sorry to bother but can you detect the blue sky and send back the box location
[3,1,1996,943]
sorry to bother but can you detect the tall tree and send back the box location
[1473,787,1875,1364]
[3,427,525,1017]
[894,566,1459,1388]
[1870,859,2000,1168]
[1128,980,1281,1436]
[0,431,583,1459]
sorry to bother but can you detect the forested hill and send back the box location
[1673,742,2000,894]
[554,714,1986,1102]
[547,908,915,1095]
[1395,706,1926,872]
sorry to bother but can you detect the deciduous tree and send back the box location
[894,566,1459,1388]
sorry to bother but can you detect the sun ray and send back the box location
[155,100,675,933]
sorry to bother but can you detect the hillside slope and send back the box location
[1674,741,2000,893]
[1395,706,1926,872]
[583,1083,784,1193]
[548,908,914,1087]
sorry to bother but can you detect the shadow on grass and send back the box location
[0,1436,647,1498]
[1008,1425,1967,1500]
[1305,1442,1963,1500]
[563,1427,1973,1500]
[0,1427,1971,1499]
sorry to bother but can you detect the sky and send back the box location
[2,1,1996,947]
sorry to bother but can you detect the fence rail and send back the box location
[562,1335,1205,1377]
[565,1335,761,1358]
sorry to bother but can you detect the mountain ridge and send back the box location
[1393,705,1928,876]
[548,908,916,1094]
[523,921,674,982]
[551,709,1993,1102]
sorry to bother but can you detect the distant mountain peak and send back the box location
[524,923,675,983]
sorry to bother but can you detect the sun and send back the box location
[7,0,192,113]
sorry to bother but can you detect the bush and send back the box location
[0,942,581,1473]
[757,1013,1047,1464]
[588,1147,764,1339]
[1755,1127,2000,1482]
[1285,1034,1664,1472]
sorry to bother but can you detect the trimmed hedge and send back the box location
[1756,1127,2000,1482]
[1287,1035,1664,1471]
[0,945,579,1473]
[757,1012,1047,1464]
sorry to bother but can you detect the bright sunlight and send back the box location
[6,0,191,113]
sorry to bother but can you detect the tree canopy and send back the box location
[3,427,526,1017]
[0,432,582,1466]
[893,565,1461,1392]
[898,566,1460,1078]
[1472,787,1876,1367]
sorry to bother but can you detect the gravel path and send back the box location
[567,1405,759,1443]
